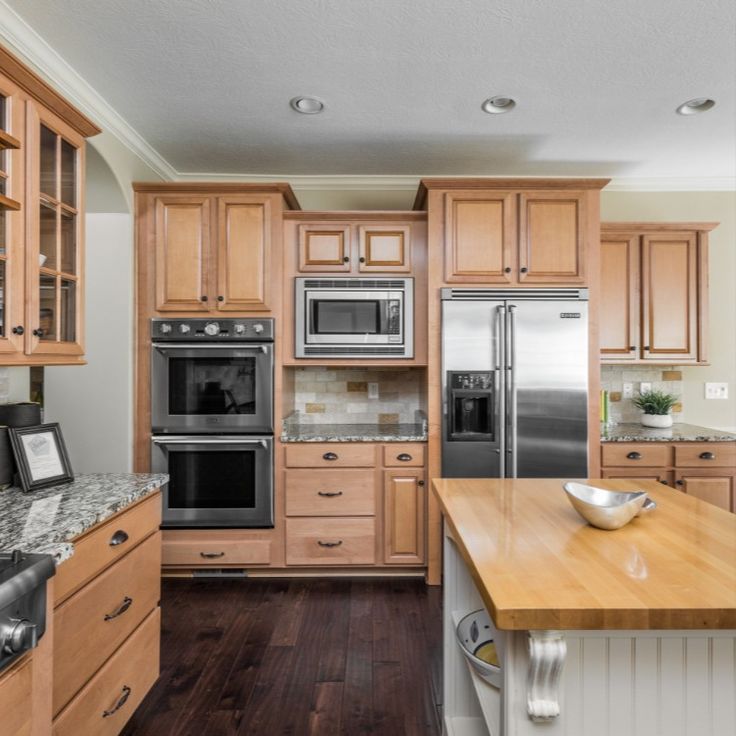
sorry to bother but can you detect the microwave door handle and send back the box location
[152,437,268,448]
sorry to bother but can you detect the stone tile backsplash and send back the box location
[291,367,424,424]
[601,365,684,424]
[0,368,8,403]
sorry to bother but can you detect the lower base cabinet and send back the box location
[286,518,376,565]
[674,469,735,510]
[0,657,32,736]
[384,469,426,564]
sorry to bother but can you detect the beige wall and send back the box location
[601,191,736,431]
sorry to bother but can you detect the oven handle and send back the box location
[152,437,268,448]
[152,343,269,353]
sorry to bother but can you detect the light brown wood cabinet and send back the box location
[148,190,287,313]
[600,223,716,364]
[296,220,413,274]
[0,656,32,736]
[383,468,426,564]
[0,46,99,365]
[443,189,588,285]
[601,441,736,512]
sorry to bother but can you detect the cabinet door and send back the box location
[25,102,85,359]
[0,75,25,356]
[216,195,271,311]
[518,191,586,284]
[0,658,32,736]
[383,469,425,564]
[601,467,673,487]
[641,232,698,362]
[675,469,734,512]
[298,224,351,272]
[444,191,516,283]
[358,224,411,272]
[153,195,211,312]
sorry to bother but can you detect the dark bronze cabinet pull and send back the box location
[200,551,225,558]
[109,530,129,547]
[32,329,44,337]
[397,453,412,462]
[104,596,133,621]
[102,685,131,718]
[317,540,343,548]
[11,326,23,335]
[323,452,338,461]
[659,480,669,485]
[217,295,224,301]
[520,267,528,273]
[504,267,512,273]
[418,480,425,486]
[343,256,349,262]
[626,452,642,460]
[699,451,715,460]
[359,256,366,263]
[200,295,208,301]
[676,480,684,486]
[629,346,636,351]
[318,491,343,497]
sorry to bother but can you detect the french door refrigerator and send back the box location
[441,288,589,478]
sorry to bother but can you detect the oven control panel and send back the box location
[151,318,274,341]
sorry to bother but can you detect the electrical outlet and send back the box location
[367,382,379,399]
[623,382,634,399]
[705,382,729,400]
[640,382,652,393]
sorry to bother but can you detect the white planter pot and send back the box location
[641,413,673,428]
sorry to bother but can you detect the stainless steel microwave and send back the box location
[295,278,414,358]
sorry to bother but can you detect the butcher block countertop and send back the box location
[432,477,736,631]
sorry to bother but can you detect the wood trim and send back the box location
[0,192,21,210]
[0,128,21,150]
[414,177,610,209]
[0,45,100,137]
[697,230,709,364]
[601,221,719,232]
[284,210,427,222]
[132,181,300,210]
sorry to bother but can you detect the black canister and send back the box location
[0,426,13,489]
[0,402,42,428]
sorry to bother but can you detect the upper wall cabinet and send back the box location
[600,223,717,364]
[136,183,298,315]
[414,180,608,286]
[0,45,99,366]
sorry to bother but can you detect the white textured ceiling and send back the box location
[6,0,736,179]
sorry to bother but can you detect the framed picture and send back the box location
[8,423,74,492]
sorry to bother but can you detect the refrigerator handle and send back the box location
[496,305,506,478]
[507,305,518,478]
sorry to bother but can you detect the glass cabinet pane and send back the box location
[40,125,57,199]
[0,260,5,337]
[60,279,76,342]
[60,139,76,207]
[39,275,56,341]
[39,203,57,270]
[60,211,76,274]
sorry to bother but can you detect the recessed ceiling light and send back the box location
[290,96,325,114]
[482,96,516,114]
[676,98,715,115]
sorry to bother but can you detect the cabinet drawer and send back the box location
[286,518,375,566]
[53,607,160,736]
[674,444,736,468]
[601,443,670,467]
[53,532,161,714]
[55,493,161,605]
[0,658,32,736]
[286,469,375,516]
[285,443,376,468]
[162,532,271,566]
[383,444,425,467]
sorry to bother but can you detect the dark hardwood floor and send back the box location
[121,577,442,736]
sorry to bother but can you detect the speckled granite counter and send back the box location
[601,422,736,442]
[0,473,167,564]
[281,422,428,443]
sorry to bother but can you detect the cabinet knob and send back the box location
[629,346,636,351]
[699,451,715,460]
[644,345,650,351]
[323,452,338,461]
[200,295,208,302]
[676,480,684,486]
[659,480,669,485]
[11,326,24,335]
[359,257,366,263]
[217,295,224,302]
[504,267,512,273]
[343,256,349,263]
[397,453,412,462]
[520,267,528,273]
[418,480,425,486]
[626,451,642,460]
[32,329,43,337]
[109,530,129,547]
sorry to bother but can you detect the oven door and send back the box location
[152,435,274,528]
[151,343,273,433]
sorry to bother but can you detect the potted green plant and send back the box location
[632,389,679,428]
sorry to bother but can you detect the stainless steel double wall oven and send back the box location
[151,318,274,528]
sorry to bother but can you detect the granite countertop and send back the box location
[601,422,736,443]
[0,473,167,564]
[281,422,428,443]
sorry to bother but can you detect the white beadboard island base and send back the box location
[443,530,736,736]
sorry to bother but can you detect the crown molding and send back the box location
[605,176,736,192]
[0,1,176,180]
[175,172,422,190]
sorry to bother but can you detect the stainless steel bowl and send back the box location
[455,609,501,688]
[563,482,657,530]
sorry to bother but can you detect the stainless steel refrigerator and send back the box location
[441,288,589,478]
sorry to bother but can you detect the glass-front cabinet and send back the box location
[25,103,85,359]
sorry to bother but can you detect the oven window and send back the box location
[169,357,256,415]
[168,450,256,509]
[311,299,380,335]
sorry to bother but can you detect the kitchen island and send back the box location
[434,477,736,736]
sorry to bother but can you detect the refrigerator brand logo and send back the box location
[559,312,581,318]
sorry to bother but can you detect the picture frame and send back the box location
[8,423,74,492]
